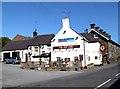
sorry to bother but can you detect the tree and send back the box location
[0,37,11,49]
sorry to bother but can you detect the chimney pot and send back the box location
[99,29,103,32]
[108,35,111,39]
[84,29,88,33]
[90,24,96,29]
[103,31,106,34]
[33,29,38,37]
[95,27,100,30]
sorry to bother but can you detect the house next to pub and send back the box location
[2,32,54,64]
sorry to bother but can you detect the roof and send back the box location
[3,34,55,51]
[30,34,55,46]
[12,34,32,41]
[89,29,110,40]
[79,33,98,43]
[109,40,120,47]
[69,28,98,43]
[3,39,31,51]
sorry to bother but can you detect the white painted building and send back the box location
[2,34,54,63]
[51,17,102,67]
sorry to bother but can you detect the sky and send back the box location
[2,2,119,43]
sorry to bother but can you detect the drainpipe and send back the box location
[39,44,41,55]
[83,38,87,69]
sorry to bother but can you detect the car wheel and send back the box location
[5,61,7,64]
[12,61,15,64]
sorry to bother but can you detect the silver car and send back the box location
[4,57,21,64]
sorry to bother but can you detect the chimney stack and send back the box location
[99,29,103,32]
[95,27,100,30]
[84,29,88,33]
[90,24,96,29]
[108,35,111,39]
[103,31,106,34]
[62,17,70,28]
[33,29,38,38]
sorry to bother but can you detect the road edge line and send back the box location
[116,73,120,77]
[94,79,111,89]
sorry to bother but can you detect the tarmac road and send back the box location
[29,62,120,88]
[1,62,120,88]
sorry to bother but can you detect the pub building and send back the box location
[51,17,102,69]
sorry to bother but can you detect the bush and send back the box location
[87,63,94,66]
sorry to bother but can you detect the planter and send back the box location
[46,67,53,71]
[37,67,41,70]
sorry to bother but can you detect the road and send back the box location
[28,62,120,88]
[2,62,120,88]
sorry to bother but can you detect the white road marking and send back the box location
[116,73,120,77]
[94,79,111,89]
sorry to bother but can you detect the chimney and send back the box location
[99,29,103,32]
[108,35,111,39]
[84,29,88,33]
[33,29,37,37]
[62,16,70,28]
[95,27,100,30]
[103,31,106,34]
[90,24,96,29]
[106,33,108,36]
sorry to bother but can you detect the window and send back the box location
[42,51,45,54]
[65,58,70,63]
[95,56,98,60]
[74,56,78,62]
[79,55,83,61]
[57,57,61,61]
[34,47,38,52]
[88,56,90,61]
[94,34,98,38]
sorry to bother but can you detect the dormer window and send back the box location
[63,30,66,34]
[94,34,98,38]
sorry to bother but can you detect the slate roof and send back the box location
[3,39,32,51]
[79,33,98,43]
[71,28,98,43]
[3,34,54,51]
[30,34,55,46]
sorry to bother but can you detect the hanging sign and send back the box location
[100,46,105,51]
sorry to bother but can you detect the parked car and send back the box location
[4,57,21,64]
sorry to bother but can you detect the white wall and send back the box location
[28,45,51,62]
[85,42,102,65]
[51,17,102,67]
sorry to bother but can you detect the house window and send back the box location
[34,47,38,52]
[94,34,98,38]
[95,56,98,60]
[57,57,61,61]
[74,56,78,62]
[79,55,83,61]
[42,51,45,54]
[63,30,66,34]
[88,56,90,61]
